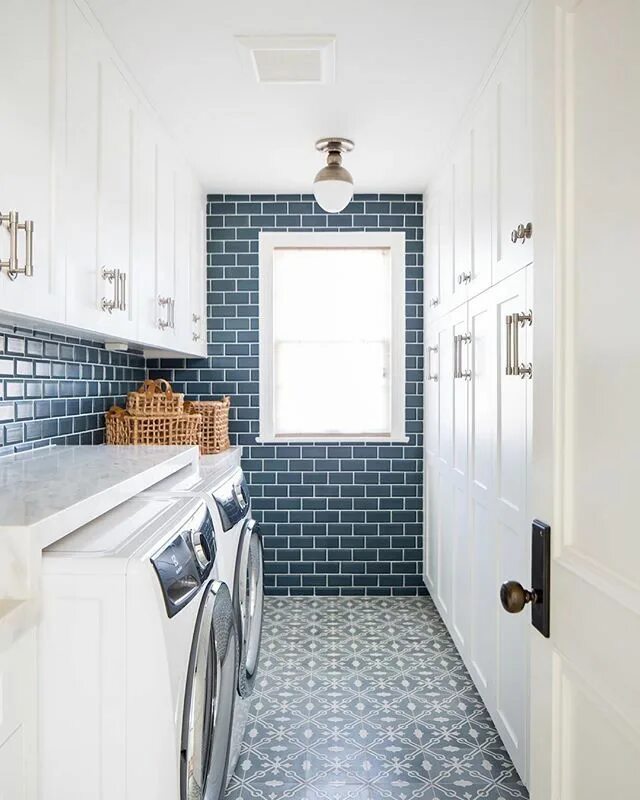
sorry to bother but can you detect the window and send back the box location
[259,232,406,442]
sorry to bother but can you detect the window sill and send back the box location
[255,435,410,444]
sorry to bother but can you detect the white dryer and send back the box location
[39,494,237,800]
[142,462,264,783]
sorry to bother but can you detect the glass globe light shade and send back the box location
[313,163,354,213]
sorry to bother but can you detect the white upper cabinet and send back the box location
[470,91,493,296]
[492,13,533,282]
[0,0,64,322]
[0,0,206,356]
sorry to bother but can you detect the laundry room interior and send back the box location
[1,1,638,799]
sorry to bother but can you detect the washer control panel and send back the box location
[151,501,216,617]
[212,469,251,532]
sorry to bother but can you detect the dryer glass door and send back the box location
[182,583,216,800]
[235,520,264,697]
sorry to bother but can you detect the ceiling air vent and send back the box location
[235,35,335,85]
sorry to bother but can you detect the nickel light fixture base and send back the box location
[313,138,355,213]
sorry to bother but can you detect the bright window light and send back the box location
[259,232,406,441]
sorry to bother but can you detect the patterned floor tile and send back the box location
[226,597,529,800]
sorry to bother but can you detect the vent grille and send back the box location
[236,35,335,85]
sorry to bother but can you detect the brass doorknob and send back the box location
[500,581,538,614]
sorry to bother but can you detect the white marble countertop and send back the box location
[0,444,201,649]
[0,445,199,544]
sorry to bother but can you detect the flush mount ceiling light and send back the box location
[313,138,355,214]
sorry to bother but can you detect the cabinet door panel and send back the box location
[452,138,471,309]
[65,2,135,338]
[154,140,178,346]
[438,170,455,314]
[0,0,62,322]
[189,187,207,354]
[494,12,532,282]
[132,111,159,345]
[470,92,493,296]
[424,192,442,321]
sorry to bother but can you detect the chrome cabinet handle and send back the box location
[427,345,438,382]
[192,313,201,323]
[506,310,533,378]
[158,296,171,329]
[0,210,35,278]
[505,314,514,375]
[101,267,119,313]
[457,272,472,285]
[511,222,533,244]
[158,296,176,329]
[192,332,201,342]
[454,333,471,380]
[429,297,440,308]
[118,272,127,311]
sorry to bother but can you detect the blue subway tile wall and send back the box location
[149,193,425,596]
[0,323,146,456]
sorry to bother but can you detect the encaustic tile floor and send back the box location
[226,597,529,800]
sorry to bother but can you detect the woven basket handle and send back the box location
[137,379,158,396]
[221,396,231,408]
[153,378,174,398]
[107,405,128,417]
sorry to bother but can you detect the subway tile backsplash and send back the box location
[0,324,145,456]
[148,192,425,597]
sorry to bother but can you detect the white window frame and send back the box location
[258,231,406,443]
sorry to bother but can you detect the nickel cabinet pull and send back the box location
[158,296,175,330]
[0,210,35,278]
[454,333,471,380]
[505,310,533,379]
[118,272,127,311]
[427,345,438,382]
[101,267,119,313]
[457,272,472,285]
[510,222,533,244]
[429,297,440,308]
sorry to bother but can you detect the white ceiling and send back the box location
[87,0,522,193]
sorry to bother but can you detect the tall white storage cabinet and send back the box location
[423,7,533,784]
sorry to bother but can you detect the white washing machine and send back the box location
[39,493,237,800]
[142,461,264,783]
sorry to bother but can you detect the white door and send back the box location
[529,0,640,797]
[0,0,63,323]
[423,318,443,588]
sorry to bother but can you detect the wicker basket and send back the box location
[106,405,202,447]
[126,379,184,417]
[184,397,231,455]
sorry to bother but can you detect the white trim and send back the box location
[259,231,406,443]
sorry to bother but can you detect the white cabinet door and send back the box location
[452,137,472,309]
[467,286,498,713]
[154,139,177,346]
[0,0,63,323]
[424,318,444,588]
[132,110,159,346]
[449,303,471,649]
[470,91,493,297]
[493,10,533,282]
[0,628,37,800]
[64,1,136,338]
[424,191,442,321]
[438,169,455,315]
[493,266,531,779]
[188,187,207,355]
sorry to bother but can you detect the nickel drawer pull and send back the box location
[118,272,127,311]
[427,345,438,382]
